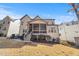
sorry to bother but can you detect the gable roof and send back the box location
[20,14,31,20]
[3,16,12,21]
[33,15,41,20]
[28,19,48,24]
[3,16,11,20]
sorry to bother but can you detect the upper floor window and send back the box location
[54,29,56,33]
[51,27,56,33]
[3,21,5,24]
[21,22,23,25]
[3,27,6,30]
[0,27,1,30]
[40,24,46,30]
[49,29,50,32]
[51,28,53,32]
[8,22,10,24]
[33,24,39,30]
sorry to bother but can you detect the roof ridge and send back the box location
[20,14,31,20]
[33,15,41,19]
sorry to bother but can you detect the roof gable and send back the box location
[29,19,47,24]
[20,14,31,20]
[3,16,12,21]
[3,16,11,20]
[33,16,41,20]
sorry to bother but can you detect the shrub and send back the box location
[67,41,75,46]
[60,40,71,46]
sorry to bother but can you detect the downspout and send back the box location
[63,24,68,41]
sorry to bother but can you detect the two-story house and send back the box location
[0,16,12,37]
[19,15,59,42]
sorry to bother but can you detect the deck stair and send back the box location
[24,29,32,42]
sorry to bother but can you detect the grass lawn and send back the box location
[0,39,79,56]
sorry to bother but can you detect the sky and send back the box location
[0,3,77,24]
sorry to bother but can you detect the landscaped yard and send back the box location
[0,39,79,56]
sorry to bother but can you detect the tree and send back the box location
[68,3,79,20]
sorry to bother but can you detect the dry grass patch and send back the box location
[0,39,79,56]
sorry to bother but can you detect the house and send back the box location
[0,16,12,37]
[59,20,79,46]
[7,19,20,37]
[19,15,59,42]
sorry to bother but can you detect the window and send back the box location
[75,31,78,33]
[3,27,6,30]
[23,29,27,33]
[66,23,70,26]
[0,27,1,29]
[54,29,56,33]
[33,24,39,30]
[51,28,53,32]
[51,27,56,33]
[60,28,61,30]
[21,22,23,25]
[59,33,61,36]
[72,22,74,25]
[8,22,10,24]
[40,24,46,30]
[3,21,5,24]
[49,29,51,32]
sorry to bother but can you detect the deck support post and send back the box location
[37,35,38,41]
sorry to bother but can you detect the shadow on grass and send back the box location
[0,42,38,48]
[0,41,57,49]
[31,41,58,47]
[0,38,60,49]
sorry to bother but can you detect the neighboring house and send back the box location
[0,20,3,36]
[7,20,20,37]
[19,15,59,42]
[59,21,79,46]
[0,16,12,37]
